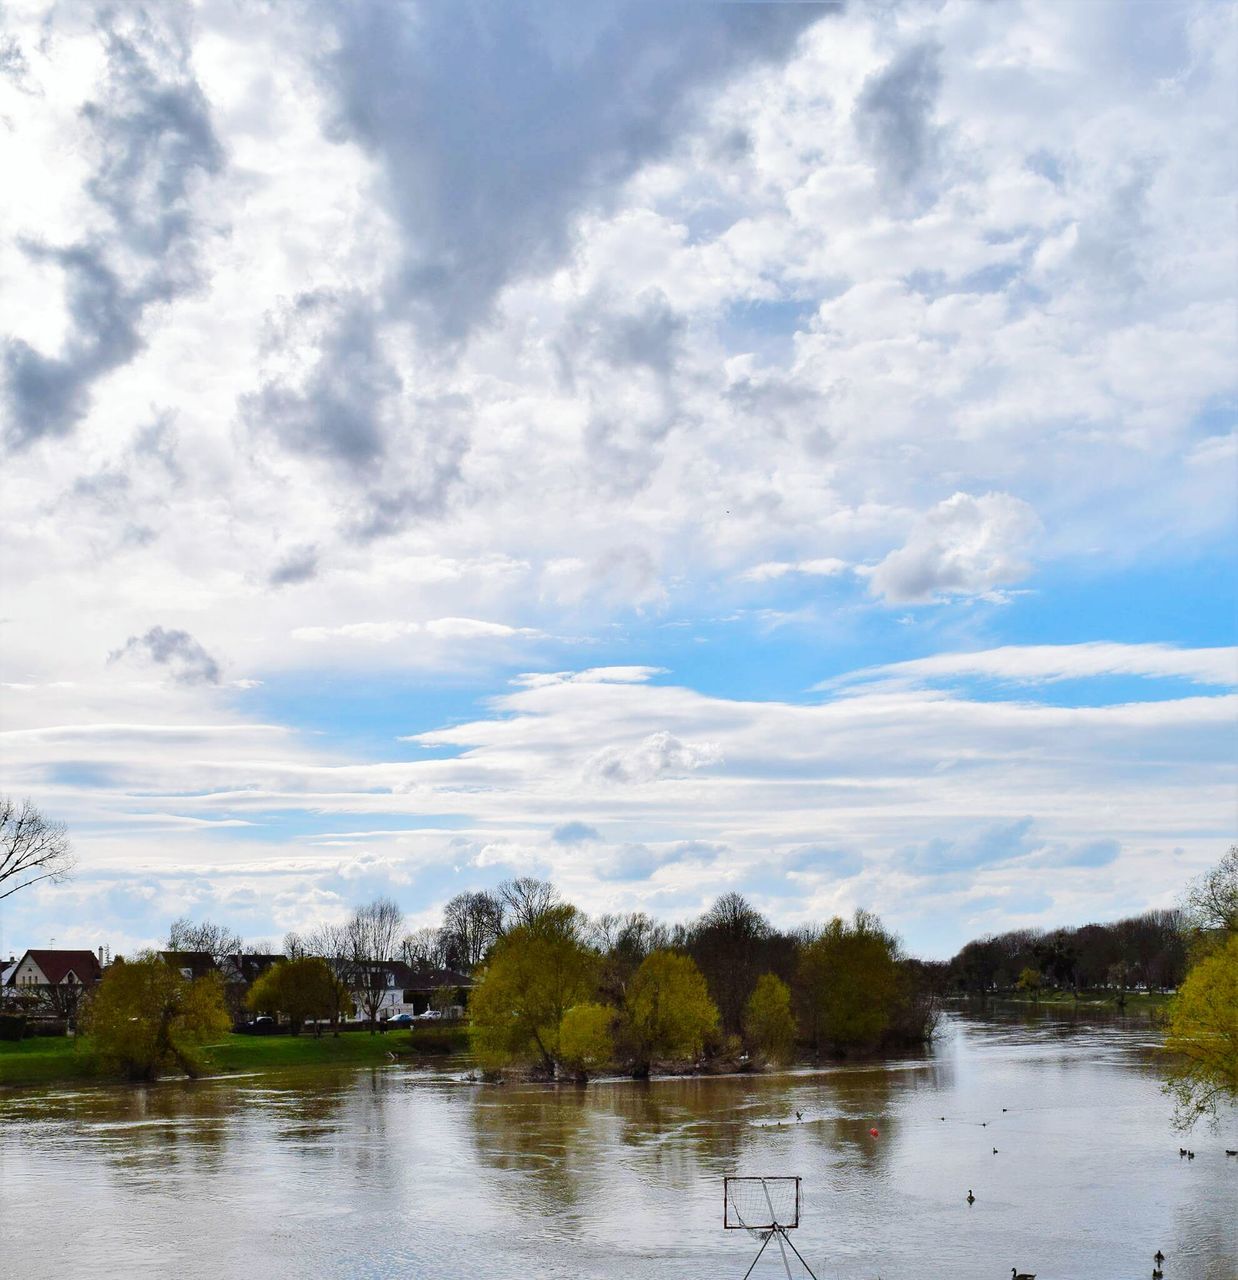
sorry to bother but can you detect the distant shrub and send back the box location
[0,1014,27,1041]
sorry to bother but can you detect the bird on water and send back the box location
[1012,1268,1035,1280]
[966,1189,975,1205]
[1155,1250,1165,1265]
[1152,1270,1163,1279]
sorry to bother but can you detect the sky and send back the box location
[1,0,1234,962]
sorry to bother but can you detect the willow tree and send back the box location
[623,949,719,1076]
[469,904,596,1074]
[1163,931,1238,1128]
[85,954,230,1081]
[797,910,902,1053]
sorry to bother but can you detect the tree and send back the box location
[557,1003,614,1078]
[495,877,561,933]
[0,796,74,901]
[623,950,719,1076]
[1182,846,1238,936]
[797,910,902,1053]
[688,892,773,1035]
[1163,931,1238,1128]
[440,890,503,970]
[744,973,796,1064]
[84,954,230,1080]
[1016,967,1043,1001]
[346,898,405,1032]
[469,905,595,1074]
[247,957,343,1036]
[166,917,243,965]
[303,923,353,1035]
[400,926,447,971]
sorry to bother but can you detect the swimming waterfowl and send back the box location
[1011,1268,1035,1280]
[966,1190,975,1205]
[1154,1250,1164,1265]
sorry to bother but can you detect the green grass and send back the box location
[0,1024,473,1090]
[0,1035,100,1087]
[995,989,1172,1010]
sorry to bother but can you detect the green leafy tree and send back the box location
[84,954,230,1081]
[469,905,596,1074]
[797,910,902,1053]
[1163,931,1238,1128]
[247,957,343,1036]
[1016,966,1042,1001]
[744,972,796,1064]
[557,1002,614,1078]
[623,950,719,1075]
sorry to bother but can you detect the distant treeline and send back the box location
[943,908,1189,996]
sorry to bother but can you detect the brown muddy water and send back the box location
[1,1010,1234,1279]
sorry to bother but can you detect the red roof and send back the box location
[18,949,102,986]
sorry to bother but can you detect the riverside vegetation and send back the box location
[3,850,1234,1124]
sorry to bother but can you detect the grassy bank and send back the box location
[0,1023,472,1090]
[973,990,1173,1012]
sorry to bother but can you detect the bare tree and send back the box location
[304,922,352,1035]
[440,890,503,970]
[495,877,559,933]
[1182,846,1238,935]
[0,797,75,901]
[400,926,447,971]
[347,898,405,1032]
[166,917,243,965]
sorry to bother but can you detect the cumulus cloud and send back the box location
[3,10,221,446]
[108,626,221,685]
[854,41,942,197]
[321,1,829,339]
[865,492,1041,604]
[587,730,723,784]
[268,545,320,588]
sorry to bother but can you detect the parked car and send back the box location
[389,1013,414,1026]
[415,1009,442,1020]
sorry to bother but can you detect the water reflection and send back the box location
[2,1014,1235,1280]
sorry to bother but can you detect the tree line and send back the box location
[945,907,1189,998]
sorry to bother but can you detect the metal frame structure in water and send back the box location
[723,1176,818,1280]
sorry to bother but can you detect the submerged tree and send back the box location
[622,949,719,1076]
[84,955,230,1081]
[744,973,796,1065]
[557,1002,614,1079]
[1163,932,1238,1128]
[797,910,902,1053]
[469,905,596,1074]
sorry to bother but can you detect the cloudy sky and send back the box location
[1,0,1234,961]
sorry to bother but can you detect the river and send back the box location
[1,1009,1234,1279]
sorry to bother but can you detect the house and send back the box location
[348,959,417,1023]
[3,948,103,1022]
[401,967,474,1018]
[159,951,219,981]
[218,953,285,1023]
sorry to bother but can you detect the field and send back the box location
[0,1023,472,1089]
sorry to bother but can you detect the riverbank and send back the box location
[966,990,1173,1012]
[0,1024,472,1089]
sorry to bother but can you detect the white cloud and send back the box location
[863,492,1041,604]
[738,557,848,583]
[835,642,1238,690]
